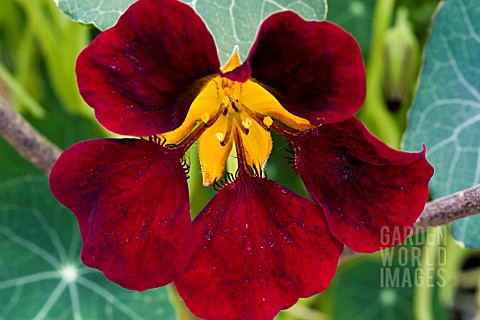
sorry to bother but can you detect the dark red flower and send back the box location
[49,0,433,319]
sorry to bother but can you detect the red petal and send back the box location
[49,139,192,291]
[289,118,433,253]
[77,0,220,136]
[175,176,342,320]
[228,11,365,125]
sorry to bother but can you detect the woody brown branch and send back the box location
[413,184,480,231]
[341,184,480,260]
[0,96,61,175]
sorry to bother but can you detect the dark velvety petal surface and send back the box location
[289,117,433,253]
[49,139,192,291]
[175,176,342,320]
[228,12,365,125]
[77,0,220,136]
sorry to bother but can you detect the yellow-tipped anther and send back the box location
[215,132,224,142]
[242,118,253,129]
[263,116,273,127]
[201,113,210,123]
[221,95,230,107]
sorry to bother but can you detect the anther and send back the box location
[242,103,271,131]
[235,116,249,135]
[220,116,234,146]
[222,95,230,107]
[215,132,224,142]
[231,100,240,112]
[242,118,252,129]
[263,116,273,128]
[201,113,210,124]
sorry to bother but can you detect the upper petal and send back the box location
[289,118,434,253]
[175,176,343,320]
[76,0,220,136]
[49,139,193,291]
[228,11,366,125]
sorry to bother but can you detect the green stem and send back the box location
[14,0,91,118]
[358,0,401,148]
[282,302,329,320]
[439,227,464,308]
[0,63,46,118]
[167,285,198,320]
[413,228,438,320]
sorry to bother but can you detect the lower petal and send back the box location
[49,139,193,291]
[175,176,342,320]
[290,117,433,253]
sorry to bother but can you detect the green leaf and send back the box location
[56,0,135,31]
[0,113,104,182]
[331,253,448,320]
[403,0,480,247]
[450,215,480,248]
[326,0,375,56]
[0,139,40,182]
[331,258,415,320]
[28,113,105,150]
[56,0,327,64]
[0,176,176,319]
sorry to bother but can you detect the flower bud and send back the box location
[383,8,420,111]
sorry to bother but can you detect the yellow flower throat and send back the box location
[161,49,312,186]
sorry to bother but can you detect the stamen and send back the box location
[215,132,224,142]
[242,118,252,129]
[263,116,273,128]
[220,115,234,146]
[222,95,230,107]
[175,123,207,152]
[241,103,270,131]
[201,113,210,123]
[271,120,316,138]
[213,115,234,146]
[234,116,249,135]
[205,104,227,127]
[231,100,240,112]
[170,100,227,152]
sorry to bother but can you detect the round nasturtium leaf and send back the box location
[56,0,327,65]
[404,0,480,248]
[0,176,177,319]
